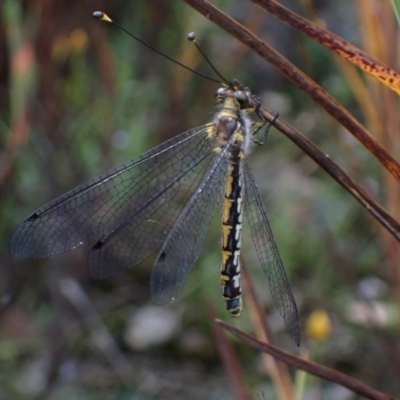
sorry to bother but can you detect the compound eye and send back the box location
[234,90,247,102]
[216,87,226,97]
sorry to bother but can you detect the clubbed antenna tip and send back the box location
[92,11,112,23]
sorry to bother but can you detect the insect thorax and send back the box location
[208,93,251,159]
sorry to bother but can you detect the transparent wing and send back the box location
[10,124,214,262]
[243,161,300,346]
[87,142,218,278]
[150,145,230,305]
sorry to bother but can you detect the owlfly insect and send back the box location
[10,12,300,346]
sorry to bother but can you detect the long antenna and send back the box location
[93,11,222,85]
[187,32,229,84]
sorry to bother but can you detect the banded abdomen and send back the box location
[221,157,243,316]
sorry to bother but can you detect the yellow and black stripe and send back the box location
[221,156,244,316]
[208,88,249,317]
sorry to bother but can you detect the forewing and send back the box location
[88,143,217,278]
[10,125,213,259]
[243,161,300,346]
[150,146,230,305]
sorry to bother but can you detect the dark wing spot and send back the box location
[27,212,39,222]
[159,251,166,261]
[92,240,104,250]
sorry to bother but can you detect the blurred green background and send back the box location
[0,0,399,399]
